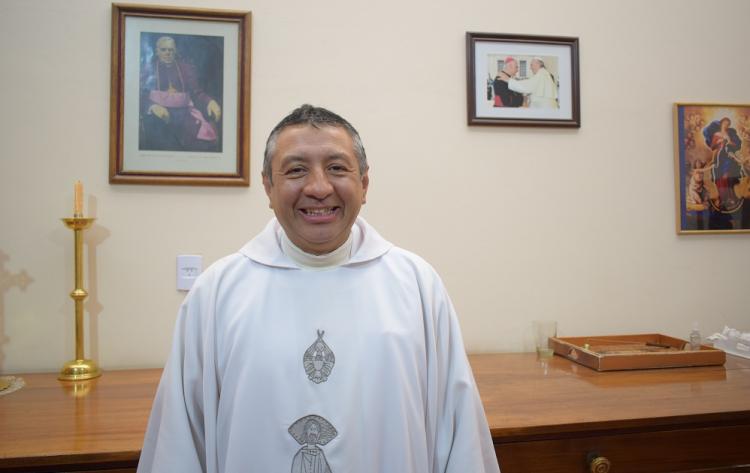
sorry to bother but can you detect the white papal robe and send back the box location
[508,67,558,109]
[137,218,500,473]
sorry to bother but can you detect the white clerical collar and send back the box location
[280,226,359,270]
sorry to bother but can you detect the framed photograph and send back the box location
[466,32,580,127]
[110,4,251,186]
[674,103,750,234]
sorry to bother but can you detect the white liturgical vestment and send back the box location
[137,218,500,473]
[508,67,558,108]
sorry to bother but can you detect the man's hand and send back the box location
[148,104,170,122]
[207,100,222,122]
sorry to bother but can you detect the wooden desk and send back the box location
[0,369,160,472]
[472,353,750,472]
[2,354,749,472]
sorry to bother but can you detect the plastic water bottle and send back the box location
[689,322,702,350]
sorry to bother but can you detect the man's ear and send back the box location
[361,168,370,204]
[262,174,273,209]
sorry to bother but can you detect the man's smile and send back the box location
[299,207,340,222]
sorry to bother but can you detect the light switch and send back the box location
[177,255,203,291]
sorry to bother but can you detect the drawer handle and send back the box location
[589,456,611,473]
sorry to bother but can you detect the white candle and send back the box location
[74,181,83,216]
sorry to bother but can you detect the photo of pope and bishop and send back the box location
[492,56,558,109]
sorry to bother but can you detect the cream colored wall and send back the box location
[1,0,748,373]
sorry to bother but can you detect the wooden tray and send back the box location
[549,333,726,371]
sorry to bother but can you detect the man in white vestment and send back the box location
[505,57,558,109]
[137,105,501,473]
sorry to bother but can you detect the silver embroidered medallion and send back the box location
[303,330,335,384]
[289,414,337,473]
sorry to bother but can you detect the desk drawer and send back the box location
[496,424,750,473]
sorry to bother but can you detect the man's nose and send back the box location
[304,168,334,199]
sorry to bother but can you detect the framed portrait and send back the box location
[466,32,580,127]
[110,4,251,186]
[674,103,750,234]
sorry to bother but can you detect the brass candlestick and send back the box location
[59,215,101,381]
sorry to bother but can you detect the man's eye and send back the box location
[285,167,305,175]
[328,165,347,172]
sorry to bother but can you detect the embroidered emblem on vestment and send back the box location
[303,330,335,384]
[289,414,337,473]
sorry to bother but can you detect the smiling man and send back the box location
[262,114,368,258]
[137,105,500,473]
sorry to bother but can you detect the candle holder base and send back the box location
[58,359,101,381]
[62,217,95,230]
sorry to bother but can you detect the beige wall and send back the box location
[1,0,748,373]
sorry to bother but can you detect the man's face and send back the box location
[156,39,176,64]
[263,125,369,255]
[305,422,320,444]
[531,59,541,74]
[505,60,518,76]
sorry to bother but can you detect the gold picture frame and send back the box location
[674,103,750,234]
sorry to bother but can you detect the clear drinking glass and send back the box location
[533,320,557,359]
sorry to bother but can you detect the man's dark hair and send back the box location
[262,104,368,181]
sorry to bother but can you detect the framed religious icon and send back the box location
[466,32,580,127]
[110,4,251,186]
[674,103,750,234]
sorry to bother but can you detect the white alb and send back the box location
[137,217,500,473]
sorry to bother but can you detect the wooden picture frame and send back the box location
[110,4,251,186]
[674,103,750,234]
[466,32,580,127]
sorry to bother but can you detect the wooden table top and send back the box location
[0,369,161,470]
[1,353,749,468]
[470,353,750,441]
